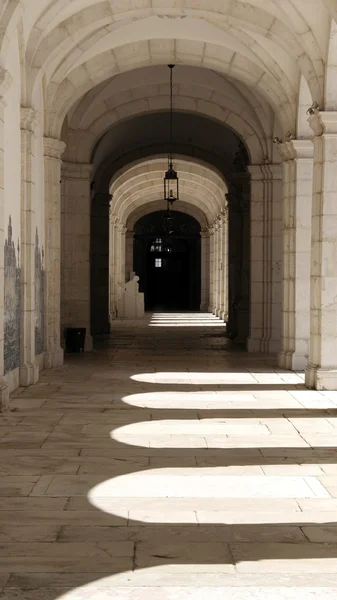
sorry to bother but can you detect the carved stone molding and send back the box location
[44,137,66,159]
[308,111,337,137]
[20,108,39,134]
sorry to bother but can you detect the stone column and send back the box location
[215,218,222,317]
[213,221,219,314]
[109,213,118,324]
[247,164,282,353]
[61,162,93,352]
[208,225,215,312]
[247,167,264,351]
[0,70,11,410]
[219,209,229,321]
[306,111,337,389]
[43,137,66,369]
[118,223,127,297]
[109,218,127,318]
[277,140,313,371]
[91,192,110,334]
[125,230,134,281]
[200,229,210,311]
[19,108,40,386]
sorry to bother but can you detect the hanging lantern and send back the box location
[164,160,179,205]
[164,64,179,206]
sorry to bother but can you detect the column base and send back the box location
[0,378,9,412]
[200,303,209,311]
[305,363,337,390]
[247,337,280,354]
[279,352,308,372]
[44,348,64,369]
[19,361,39,387]
[85,334,93,352]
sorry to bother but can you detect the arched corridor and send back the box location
[2,315,337,598]
[3,1,337,596]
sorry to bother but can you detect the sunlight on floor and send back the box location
[4,312,337,600]
[149,312,226,327]
[130,372,304,384]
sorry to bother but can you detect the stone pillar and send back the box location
[212,220,220,316]
[118,223,127,299]
[0,70,11,410]
[305,111,337,389]
[61,162,93,352]
[109,214,117,324]
[219,209,229,321]
[43,137,66,369]
[200,229,210,311]
[215,219,222,317]
[278,140,313,371]
[125,230,133,281]
[247,164,282,353]
[19,108,40,386]
[91,192,110,334]
[208,225,215,312]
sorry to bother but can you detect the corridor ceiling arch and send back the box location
[65,65,270,165]
[109,157,228,227]
[1,0,331,138]
[126,200,208,232]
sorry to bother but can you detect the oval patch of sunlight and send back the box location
[88,471,328,516]
[110,420,270,445]
[131,372,256,384]
[121,391,258,409]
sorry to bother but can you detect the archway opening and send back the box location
[134,210,201,311]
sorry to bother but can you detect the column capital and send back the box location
[220,206,228,222]
[20,107,39,134]
[276,139,313,161]
[200,228,209,238]
[109,208,118,224]
[308,111,337,137]
[61,161,93,179]
[44,137,66,159]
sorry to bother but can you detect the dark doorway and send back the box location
[134,211,201,311]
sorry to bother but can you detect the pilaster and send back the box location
[277,139,313,371]
[109,212,118,323]
[219,209,228,321]
[200,229,210,311]
[213,220,220,315]
[19,108,40,386]
[43,137,66,369]
[208,225,215,312]
[305,111,337,389]
[247,163,282,354]
[61,161,93,352]
[0,70,11,410]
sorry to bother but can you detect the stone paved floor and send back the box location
[2,313,337,598]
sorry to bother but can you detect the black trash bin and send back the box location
[65,328,86,353]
